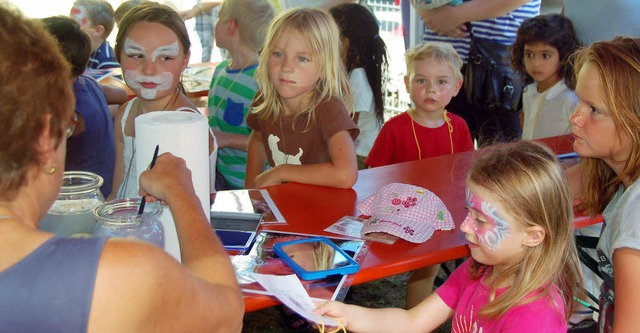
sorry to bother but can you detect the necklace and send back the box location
[409,109,423,160]
[408,108,455,160]
[207,61,253,122]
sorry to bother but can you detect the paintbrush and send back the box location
[137,144,160,216]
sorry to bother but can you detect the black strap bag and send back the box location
[464,31,523,114]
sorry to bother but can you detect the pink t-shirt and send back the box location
[436,259,567,332]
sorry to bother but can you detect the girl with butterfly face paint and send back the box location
[462,185,522,267]
[315,141,582,333]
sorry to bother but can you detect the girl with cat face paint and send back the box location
[110,2,217,200]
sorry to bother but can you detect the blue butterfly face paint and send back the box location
[461,189,511,251]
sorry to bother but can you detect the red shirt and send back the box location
[365,111,473,168]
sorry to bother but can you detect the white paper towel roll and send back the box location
[158,205,181,261]
[135,111,211,262]
[135,111,210,215]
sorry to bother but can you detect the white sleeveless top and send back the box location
[116,98,218,199]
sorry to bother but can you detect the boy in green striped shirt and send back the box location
[207,0,276,189]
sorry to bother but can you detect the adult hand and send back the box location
[138,153,195,203]
[179,7,200,21]
[421,5,465,35]
[441,25,469,38]
[179,2,222,21]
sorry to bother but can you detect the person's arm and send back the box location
[416,0,530,36]
[99,83,128,105]
[137,154,238,282]
[107,104,127,201]
[99,83,129,118]
[180,1,223,21]
[315,291,453,332]
[611,248,640,332]
[88,154,243,332]
[254,130,358,189]
[213,130,249,151]
[245,129,268,188]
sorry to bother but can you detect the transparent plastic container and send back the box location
[93,198,165,248]
[40,171,104,237]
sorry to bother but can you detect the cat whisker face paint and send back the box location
[151,42,179,62]
[461,188,511,251]
[124,71,173,99]
[122,37,180,100]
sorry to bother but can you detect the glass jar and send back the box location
[40,171,104,237]
[93,198,165,248]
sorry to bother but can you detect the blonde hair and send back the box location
[219,0,276,52]
[405,42,463,81]
[252,8,351,131]
[467,141,581,320]
[573,37,640,216]
[314,241,335,271]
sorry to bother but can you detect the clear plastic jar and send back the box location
[40,171,104,237]
[93,198,165,248]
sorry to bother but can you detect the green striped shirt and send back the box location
[208,60,259,189]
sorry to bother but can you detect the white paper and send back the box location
[252,273,339,327]
[324,216,366,238]
[210,189,286,224]
[325,216,398,245]
[211,189,255,214]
